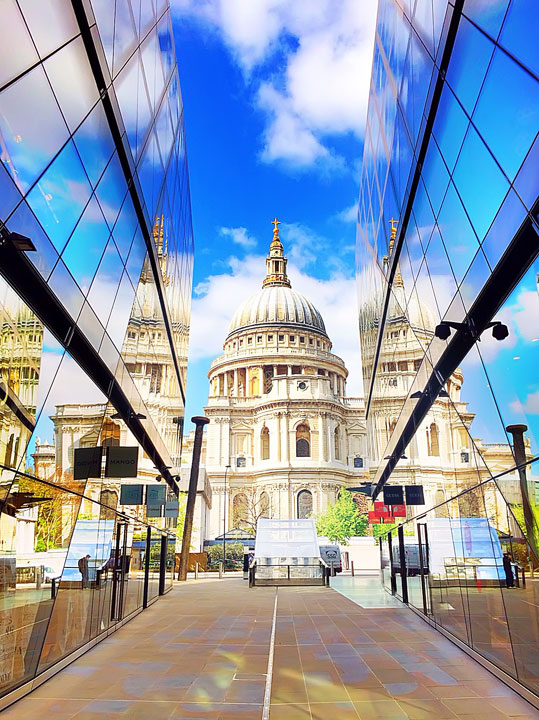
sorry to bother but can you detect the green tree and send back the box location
[315,490,368,544]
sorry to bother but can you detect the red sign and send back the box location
[368,513,381,524]
[392,504,406,517]
[373,502,390,516]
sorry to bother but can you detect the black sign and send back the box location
[405,485,425,505]
[74,447,103,480]
[147,485,166,505]
[146,504,163,518]
[236,457,246,468]
[120,484,144,505]
[353,457,364,468]
[383,485,404,505]
[105,446,138,478]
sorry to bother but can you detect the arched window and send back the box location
[427,422,440,456]
[296,423,310,457]
[233,492,249,528]
[297,489,313,519]
[259,491,270,518]
[101,418,120,447]
[250,374,259,396]
[334,427,340,460]
[261,426,270,460]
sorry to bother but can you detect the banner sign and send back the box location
[146,485,166,505]
[120,484,144,505]
[405,485,425,505]
[74,446,103,480]
[146,504,163,518]
[368,512,381,523]
[373,502,390,516]
[105,446,138,478]
[392,504,406,517]
[383,485,404,505]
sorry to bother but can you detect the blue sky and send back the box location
[170,1,378,430]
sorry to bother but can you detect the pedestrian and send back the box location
[78,554,90,589]
[503,552,514,588]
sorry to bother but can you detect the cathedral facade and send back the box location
[201,221,368,540]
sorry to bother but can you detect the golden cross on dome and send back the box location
[272,217,281,236]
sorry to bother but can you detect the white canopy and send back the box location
[254,518,320,559]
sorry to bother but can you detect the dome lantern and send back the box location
[263,217,291,288]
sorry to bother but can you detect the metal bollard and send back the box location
[195,562,199,580]
[351,561,355,577]
[219,562,223,579]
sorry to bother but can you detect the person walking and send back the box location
[78,554,90,589]
[503,552,514,588]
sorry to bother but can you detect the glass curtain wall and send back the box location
[0,0,192,703]
[358,0,539,696]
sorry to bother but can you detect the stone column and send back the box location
[318,414,326,462]
[277,413,282,461]
[283,413,290,463]
[234,369,239,397]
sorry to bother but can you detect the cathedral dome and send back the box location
[228,285,327,338]
[227,218,328,339]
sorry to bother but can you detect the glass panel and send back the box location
[499,0,539,77]
[18,0,79,59]
[44,37,100,134]
[0,0,39,87]
[452,125,510,242]
[0,65,69,192]
[26,140,92,255]
[473,48,539,182]
[73,101,115,189]
[60,195,110,295]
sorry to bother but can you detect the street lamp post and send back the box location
[222,464,231,574]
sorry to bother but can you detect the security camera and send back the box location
[491,323,509,341]
[156,475,163,482]
[434,322,451,340]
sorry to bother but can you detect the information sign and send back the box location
[120,484,144,505]
[147,485,166,505]
[405,485,425,505]
[383,485,404,505]
[106,446,139,478]
[74,446,103,480]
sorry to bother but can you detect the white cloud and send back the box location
[171,0,377,168]
[336,201,358,223]
[510,391,539,415]
[220,226,256,249]
[188,250,363,396]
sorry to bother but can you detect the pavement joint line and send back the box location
[262,587,278,720]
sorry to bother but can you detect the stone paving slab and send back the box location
[0,575,537,720]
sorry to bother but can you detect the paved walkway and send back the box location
[1,575,538,719]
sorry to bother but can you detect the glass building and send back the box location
[0,0,193,704]
[357,0,539,701]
